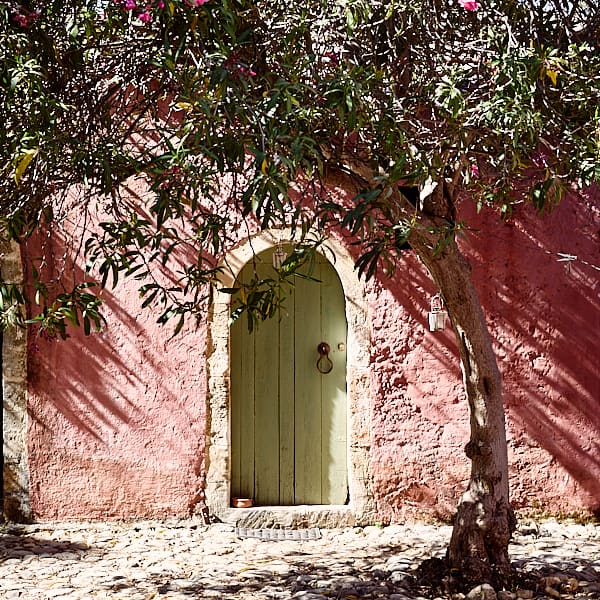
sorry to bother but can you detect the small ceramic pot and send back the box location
[232,497,253,508]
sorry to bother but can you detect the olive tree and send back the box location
[2,0,599,583]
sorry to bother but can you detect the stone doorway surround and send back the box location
[1,240,30,522]
[205,231,375,527]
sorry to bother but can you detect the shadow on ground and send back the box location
[99,537,600,599]
[1,524,599,599]
[0,527,88,562]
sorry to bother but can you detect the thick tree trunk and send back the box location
[324,164,515,583]
[413,234,515,583]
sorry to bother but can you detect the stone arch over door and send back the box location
[1,240,30,522]
[206,231,374,526]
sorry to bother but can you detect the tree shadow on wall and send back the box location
[372,191,600,511]
[465,195,600,508]
[21,195,207,516]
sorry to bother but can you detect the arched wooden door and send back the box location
[230,248,348,506]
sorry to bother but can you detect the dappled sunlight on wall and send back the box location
[20,180,600,521]
[365,188,599,522]
[364,252,470,523]
[463,190,600,513]
[24,184,207,520]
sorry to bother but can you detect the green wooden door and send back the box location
[230,247,348,505]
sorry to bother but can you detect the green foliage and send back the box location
[0,0,599,332]
[28,282,105,339]
[225,243,323,332]
[0,280,26,330]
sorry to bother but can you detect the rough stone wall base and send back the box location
[1,241,30,522]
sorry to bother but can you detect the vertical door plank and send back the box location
[235,259,258,501]
[294,261,324,504]
[319,258,348,504]
[278,291,295,505]
[253,269,281,504]
[238,307,256,500]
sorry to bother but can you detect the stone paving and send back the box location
[0,518,599,599]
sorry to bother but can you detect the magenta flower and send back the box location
[236,65,257,78]
[125,0,137,8]
[459,0,479,9]
[325,52,340,67]
[11,7,40,27]
[138,10,152,21]
[12,12,29,26]
[157,0,165,7]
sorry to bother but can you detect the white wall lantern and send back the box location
[428,293,447,331]
[272,242,287,269]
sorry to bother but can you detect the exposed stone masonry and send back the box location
[1,240,30,522]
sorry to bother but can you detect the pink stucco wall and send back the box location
[481,192,600,514]
[24,189,208,520]
[27,292,207,519]
[368,190,600,522]
[24,187,599,521]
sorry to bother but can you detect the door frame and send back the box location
[230,245,349,506]
[206,230,375,526]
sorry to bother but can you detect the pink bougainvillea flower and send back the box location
[138,10,152,21]
[459,0,479,10]
[125,0,137,8]
[324,52,340,67]
[12,12,29,26]
[237,65,257,78]
[12,7,40,27]
[157,0,165,7]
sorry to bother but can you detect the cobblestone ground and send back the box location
[0,518,599,599]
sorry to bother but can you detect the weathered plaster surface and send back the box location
[26,289,207,519]
[367,191,600,522]
[23,187,207,520]
[366,253,470,523]
[19,187,600,522]
[471,193,600,515]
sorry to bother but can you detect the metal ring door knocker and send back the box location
[316,342,333,374]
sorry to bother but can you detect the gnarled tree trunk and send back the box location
[327,166,515,583]
[409,190,515,582]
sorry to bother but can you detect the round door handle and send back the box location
[316,342,333,374]
[317,342,330,355]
